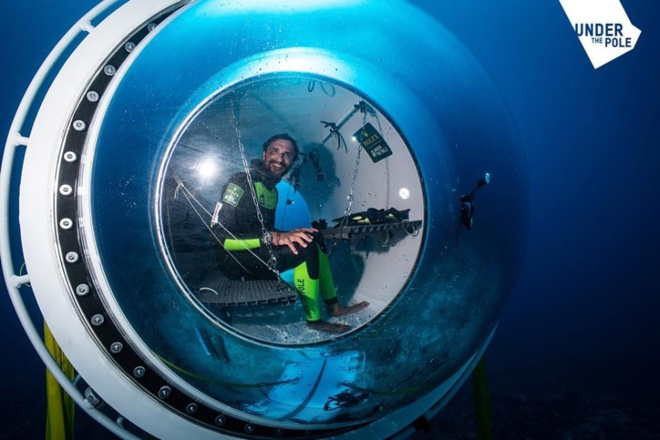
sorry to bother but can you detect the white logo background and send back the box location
[559,0,641,69]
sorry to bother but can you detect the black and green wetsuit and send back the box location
[215,159,339,322]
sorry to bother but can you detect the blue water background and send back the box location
[1,0,658,438]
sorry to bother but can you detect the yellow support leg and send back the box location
[44,323,75,440]
[471,355,493,440]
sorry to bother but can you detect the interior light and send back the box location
[197,159,217,178]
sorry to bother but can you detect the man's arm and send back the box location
[213,174,264,251]
[213,174,318,254]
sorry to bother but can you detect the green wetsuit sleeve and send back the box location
[214,169,278,251]
[223,238,261,251]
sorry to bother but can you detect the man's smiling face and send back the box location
[263,138,296,177]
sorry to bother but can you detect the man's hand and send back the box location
[273,228,318,254]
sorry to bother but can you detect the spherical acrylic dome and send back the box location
[16,0,529,437]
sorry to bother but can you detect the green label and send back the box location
[353,122,393,163]
[221,183,244,207]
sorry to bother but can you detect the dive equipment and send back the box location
[460,172,492,230]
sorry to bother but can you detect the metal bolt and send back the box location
[65,252,79,263]
[72,120,86,131]
[86,91,100,102]
[91,314,104,326]
[84,387,103,408]
[59,218,73,230]
[59,184,73,196]
[104,65,116,76]
[63,151,77,162]
[147,23,156,32]
[158,386,171,399]
[214,415,226,426]
[244,423,255,434]
[110,342,123,354]
[133,366,145,378]
[125,42,136,52]
[185,403,198,415]
[75,284,89,296]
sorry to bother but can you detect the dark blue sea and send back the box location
[1,1,659,438]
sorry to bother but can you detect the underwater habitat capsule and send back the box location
[1,0,529,438]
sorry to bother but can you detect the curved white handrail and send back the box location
[0,1,141,438]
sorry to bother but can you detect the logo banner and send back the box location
[559,0,641,69]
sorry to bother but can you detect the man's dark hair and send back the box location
[262,133,299,161]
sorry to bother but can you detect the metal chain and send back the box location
[339,107,367,228]
[232,101,279,273]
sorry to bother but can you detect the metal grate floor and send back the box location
[195,272,297,306]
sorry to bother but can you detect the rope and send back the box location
[173,176,276,276]
[321,121,348,152]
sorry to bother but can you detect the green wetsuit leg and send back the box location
[293,261,321,322]
[319,250,340,308]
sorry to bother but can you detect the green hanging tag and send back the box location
[353,122,393,163]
